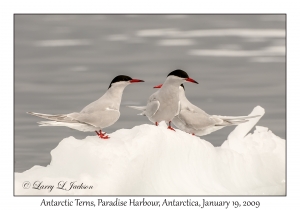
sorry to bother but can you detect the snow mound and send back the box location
[15,106,285,195]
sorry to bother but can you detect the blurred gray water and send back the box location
[15,14,286,172]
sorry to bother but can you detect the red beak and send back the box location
[130,79,144,83]
[186,78,198,84]
[153,84,163,88]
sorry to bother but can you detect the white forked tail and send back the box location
[217,115,261,120]
[216,115,261,126]
[27,112,78,123]
[27,112,96,132]
[27,112,65,120]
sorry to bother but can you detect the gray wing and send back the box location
[146,100,160,118]
[178,110,216,130]
[186,103,210,116]
[70,109,120,128]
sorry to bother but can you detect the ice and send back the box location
[15,106,285,195]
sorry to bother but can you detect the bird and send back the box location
[151,83,260,136]
[129,69,198,131]
[27,75,144,139]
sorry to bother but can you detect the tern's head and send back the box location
[154,83,186,100]
[108,75,144,89]
[166,69,198,84]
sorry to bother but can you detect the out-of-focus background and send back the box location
[14,14,285,172]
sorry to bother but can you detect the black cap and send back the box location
[167,69,189,79]
[108,75,133,89]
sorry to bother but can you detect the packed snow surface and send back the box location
[15,106,285,195]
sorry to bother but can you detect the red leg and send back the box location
[167,121,176,131]
[155,122,158,126]
[99,130,107,136]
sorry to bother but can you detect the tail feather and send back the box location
[127,106,147,116]
[215,115,260,126]
[38,121,58,126]
[216,115,260,121]
[221,119,249,126]
[127,106,147,111]
[37,121,95,132]
[27,112,61,120]
[137,111,146,116]
[27,112,76,123]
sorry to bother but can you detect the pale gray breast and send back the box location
[153,89,179,122]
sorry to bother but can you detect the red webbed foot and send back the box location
[167,126,176,131]
[101,135,110,139]
[95,130,110,140]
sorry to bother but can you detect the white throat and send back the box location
[103,82,130,109]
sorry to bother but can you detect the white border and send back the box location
[2,0,296,209]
